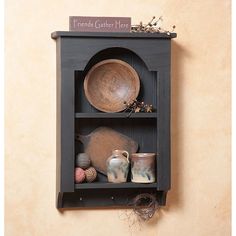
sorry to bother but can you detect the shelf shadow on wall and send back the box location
[165,41,191,210]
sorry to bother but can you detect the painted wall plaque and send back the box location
[69,16,131,32]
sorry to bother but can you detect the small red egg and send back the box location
[75,167,85,183]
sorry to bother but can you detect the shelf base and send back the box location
[57,189,167,209]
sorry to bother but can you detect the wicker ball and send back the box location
[75,167,85,183]
[76,153,91,169]
[85,167,97,183]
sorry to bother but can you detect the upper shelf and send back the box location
[51,31,177,39]
[75,112,157,118]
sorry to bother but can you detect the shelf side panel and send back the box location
[58,43,76,192]
[157,67,171,191]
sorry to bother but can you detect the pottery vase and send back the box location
[131,153,156,183]
[106,150,130,183]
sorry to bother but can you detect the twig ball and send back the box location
[76,153,91,169]
[85,167,97,183]
[75,167,85,183]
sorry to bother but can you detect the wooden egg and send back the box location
[76,153,91,169]
[75,167,85,183]
[85,167,97,183]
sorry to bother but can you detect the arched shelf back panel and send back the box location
[83,47,149,74]
[75,47,158,113]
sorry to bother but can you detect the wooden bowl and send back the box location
[84,59,140,113]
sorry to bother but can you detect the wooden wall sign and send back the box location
[69,16,131,32]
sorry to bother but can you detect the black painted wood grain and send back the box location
[60,37,171,71]
[60,190,167,208]
[53,31,175,208]
[75,118,157,154]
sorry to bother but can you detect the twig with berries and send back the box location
[131,16,176,35]
[124,100,153,117]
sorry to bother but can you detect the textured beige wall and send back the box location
[5,0,231,235]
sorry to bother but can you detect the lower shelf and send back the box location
[74,182,157,189]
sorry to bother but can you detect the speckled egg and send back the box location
[75,167,86,183]
[75,153,91,169]
[85,167,97,183]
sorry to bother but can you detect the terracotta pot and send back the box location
[131,153,156,183]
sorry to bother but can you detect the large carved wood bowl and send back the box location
[84,59,140,113]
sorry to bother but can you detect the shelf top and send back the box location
[51,31,177,39]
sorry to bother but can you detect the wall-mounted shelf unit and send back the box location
[52,31,176,209]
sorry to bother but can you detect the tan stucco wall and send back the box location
[5,0,231,235]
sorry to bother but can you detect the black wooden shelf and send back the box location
[75,112,157,119]
[53,31,176,209]
[75,182,157,190]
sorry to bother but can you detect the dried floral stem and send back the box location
[131,16,176,35]
[146,16,156,27]
[124,100,153,116]
[153,16,163,26]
